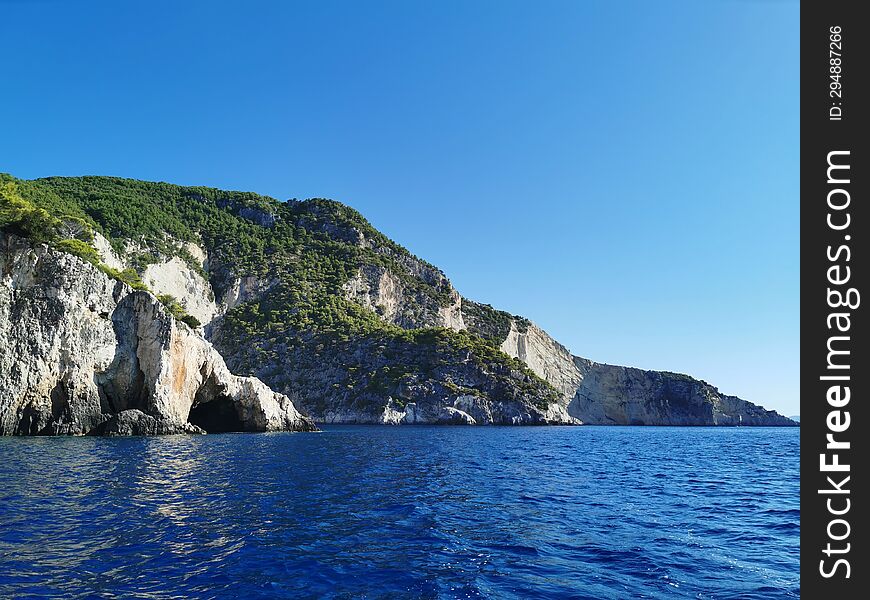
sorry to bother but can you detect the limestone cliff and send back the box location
[0,234,315,435]
[490,319,795,426]
[224,327,564,425]
[1,174,796,428]
[571,358,793,425]
[317,232,794,427]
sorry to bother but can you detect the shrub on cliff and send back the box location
[157,294,202,329]
[53,239,101,265]
[1,180,60,243]
[4,173,562,412]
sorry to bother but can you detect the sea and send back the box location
[0,426,799,599]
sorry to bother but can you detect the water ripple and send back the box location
[0,426,799,599]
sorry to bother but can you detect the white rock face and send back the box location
[344,265,467,330]
[0,235,314,435]
[317,393,555,426]
[492,317,796,426]
[399,399,477,425]
[142,255,218,326]
[91,235,221,328]
[499,321,584,403]
[541,402,576,424]
[491,316,795,426]
[439,406,477,425]
[567,358,794,426]
[91,232,126,271]
[438,288,466,331]
[184,241,208,270]
[343,265,404,323]
[219,273,278,313]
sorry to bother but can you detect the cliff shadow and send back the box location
[93,295,151,418]
[187,396,246,432]
[185,366,247,433]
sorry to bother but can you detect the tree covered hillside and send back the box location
[1,173,561,423]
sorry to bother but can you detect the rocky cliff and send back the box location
[0,234,315,435]
[0,174,796,428]
[495,321,794,426]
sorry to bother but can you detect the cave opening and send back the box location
[187,396,247,433]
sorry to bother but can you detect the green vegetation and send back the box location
[462,301,514,342]
[2,172,559,407]
[53,238,101,264]
[2,174,200,327]
[98,266,149,291]
[157,294,202,329]
[1,177,65,243]
[462,300,530,341]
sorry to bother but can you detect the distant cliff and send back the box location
[0,174,796,433]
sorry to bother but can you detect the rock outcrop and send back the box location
[343,264,466,331]
[221,327,564,426]
[499,321,584,403]
[492,319,795,426]
[141,256,218,326]
[0,234,315,435]
[2,174,796,428]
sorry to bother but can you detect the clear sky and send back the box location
[1,0,799,416]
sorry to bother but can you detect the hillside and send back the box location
[1,173,796,429]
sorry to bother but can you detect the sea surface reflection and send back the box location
[0,426,799,599]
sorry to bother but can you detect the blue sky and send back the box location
[1,0,799,415]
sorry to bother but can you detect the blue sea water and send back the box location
[0,426,799,599]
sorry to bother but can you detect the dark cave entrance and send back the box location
[187,396,247,433]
